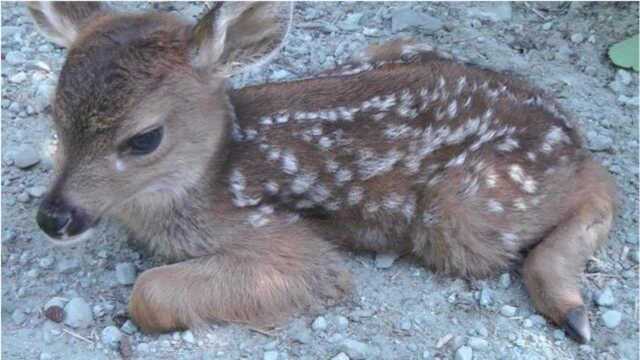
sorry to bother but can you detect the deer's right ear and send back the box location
[188,2,293,77]
[27,1,106,48]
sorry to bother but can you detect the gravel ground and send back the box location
[2,2,639,360]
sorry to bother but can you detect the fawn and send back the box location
[29,2,615,343]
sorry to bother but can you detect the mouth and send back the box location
[44,227,96,246]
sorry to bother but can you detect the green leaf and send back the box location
[608,34,639,72]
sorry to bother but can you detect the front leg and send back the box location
[128,219,351,333]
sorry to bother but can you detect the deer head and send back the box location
[29,2,292,243]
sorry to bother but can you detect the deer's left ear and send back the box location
[27,1,107,48]
[189,2,293,77]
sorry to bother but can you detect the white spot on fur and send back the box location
[259,116,273,125]
[318,136,333,149]
[509,164,537,194]
[447,100,458,118]
[527,152,537,161]
[281,150,298,174]
[115,160,126,172]
[513,198,527,211]
[487,199,504,213]
[264,181,280,195]
[382,192,403,211]
[445,152,467,168]
[291,172,317,194]
[357,148,403,180]
[335,168,353,184]
[496,137,520,152]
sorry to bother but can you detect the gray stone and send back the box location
[39,353,53,360]
[12,309,26,324]
[587,131,613,151]
[340,339,371,360]
[500,305,517,317]
[522,318,533,328]
[422,350,431,359]
[38,256,55,269]
[263,350,279,360]
[101,326,123,349]
[331,353,350,360]
[9,72,27,83]
[375,252,398,269]
[182,330,196,343]
[312,316,328,331]
[115,262,137,285]
[399,319,412,331]
[17,193,30,203]
[570,33,585,44]
[499,273,511,288]
[13,145,41,169]
[5,51,26,65]
[121,320,138,335]
[542,22,553,30]
[335,315,349,330]
[627,250,639,264]
[601,310,622,328]
[455,346,473,360]
[44,297,67,314]
[391,8,443,34]
[340,13,364,31]
[27,186,47,198]
[595,287,615,307]
[34,82,56,112]
[479,287,492,307]
[553,329,566,340]
[468,336,488,350]
[63,297,94,328]
[57,258,81,274]
[467,3,512,22]
[271,69,292,81]
[616,69,633,86]
[291,328,312,344]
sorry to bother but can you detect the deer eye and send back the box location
[127,127,163,155]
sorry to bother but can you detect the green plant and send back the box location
[608,34,639,72]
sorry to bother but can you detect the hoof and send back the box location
[563,305,591,344]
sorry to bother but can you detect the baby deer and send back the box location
[29,2,615,343]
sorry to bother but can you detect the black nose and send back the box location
[37,206,71,237]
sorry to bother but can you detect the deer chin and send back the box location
[44,228,96,246]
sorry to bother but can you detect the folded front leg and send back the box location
[128,218,351,333]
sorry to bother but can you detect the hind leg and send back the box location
[522,161,615,343]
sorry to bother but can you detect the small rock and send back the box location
[587,131,613,151]
[335,315,349,330]
[331,353,350,360]
[182,330,196,344]
[616,69,633,86]
[468,337,488,350]
[115,262,137,285]
[121,320,138,335]
[500,305,518,317]
[263,350,279,360]
[64,297,94,328]
[595,287,616,307]
[542,22,553,30]
[587,35,596,43]
[499,273,511,288]
[9,72,27,83]
[422,350,431,359]
[27,186,47,198]
[570,33,584,44]
[13,145,41,169]
[101,326,123,349]
[57,258,81,274]
[38,256,55,269]
[39,353,53,360]
[627,250,639,264]
[5,51,26,65]
[553,329,566,340]
[391,8,443,34]
[399,319,412,331]
[12,309,26,324]
[479,287,492,307]
[33,82,56,113]
[522,319,533,328]
[601,310,622,328]
[271,69,292,81]
[312,316,328,331]
[340,339,371,360]
[375,252,398,269]
[467,3,512,22]
[339,13,363,31]
[455,346,473,360]
[291,328,312,344]
[17,193,30,203]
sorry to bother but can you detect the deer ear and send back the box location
[189,2,293,77]
[27,1,106,48]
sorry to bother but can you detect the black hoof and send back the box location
[563,305,591,344]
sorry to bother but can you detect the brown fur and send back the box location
[29,3,615,341]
